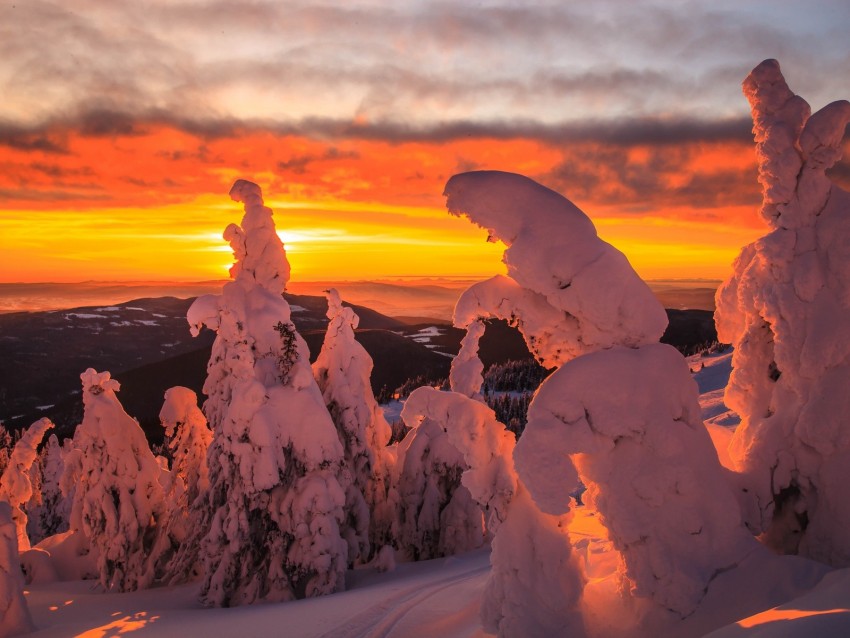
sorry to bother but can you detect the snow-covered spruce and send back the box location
[27,434,70,546]
[403,386,585,636]
[446,171,667,367]
[0,417,53,552]
[157,386,212,580]
[395,400,483,560]
[516,344,755,617]
[0,502,33,636]
[61,369,167,592]
[184,180,347,606]
[715,60,850,565]
[160,387,211,510]
[402,388,514,534]
[312,288,397,563]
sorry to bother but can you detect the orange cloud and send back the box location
[3,122,845,283]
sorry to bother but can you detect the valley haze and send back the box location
[0,278,720,317]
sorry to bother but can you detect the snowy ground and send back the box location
[28,551,490,638]
[24,349,850,637]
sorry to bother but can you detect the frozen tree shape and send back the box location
[446,171,667,367]
[411,371,585,636]
[27,434,70,545]
[184,180,347,606]
[312,288,397,563]
[447,170,755,625]
[715,59,850,565]
[518,345,754,617]
[0,418,53,551]
[0,502,33,636]
[62,369,167,592]
[402,388,515,535]
[395,403,484,560]
[450,318,486,400]
[157,386,211,580]
[160,386,211,510]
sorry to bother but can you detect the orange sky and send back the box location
[2,2,849,286]
[0,122,810,284]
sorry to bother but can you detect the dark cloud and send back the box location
[276,147,360,175]
[30,163,95,179]
[543,142,761,211]
[0,108,756,160]
[273,115,754,146]
[0,124,68,153]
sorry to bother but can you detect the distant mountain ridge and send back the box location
[0,293,718,442]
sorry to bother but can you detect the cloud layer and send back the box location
[2,0,849,127]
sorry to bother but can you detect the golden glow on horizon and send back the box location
[0,195,762,283]
[0,124,783,284]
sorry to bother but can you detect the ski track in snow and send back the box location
[319,561,488,638]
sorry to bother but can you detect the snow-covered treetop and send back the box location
[188,180,293,339]
[81,368,120,408]
[325,287,359,330]
[449,319,486,399]
[446,171,667,365]
[159,386,206,440]
[744,59,850,229]
[226,179,291,294]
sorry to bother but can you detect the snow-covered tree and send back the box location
[160,386,211,509]
[403,388,514,536]
[312,288,397,563]
[450,318,486,400]
[445,169,757,628]
[156,386,211,581]
[446,172,667,368]
[0,502,32,636]
[63,368,167,592]
[0,417,53,551]
[394,410,483,561]
[405,384,585,636]
[26,434,69,546]
[516,344,755,617]
[715,59,850,565]
[184,180,347,606]
[57,436,80,526]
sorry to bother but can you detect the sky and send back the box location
[1,0,849,284]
